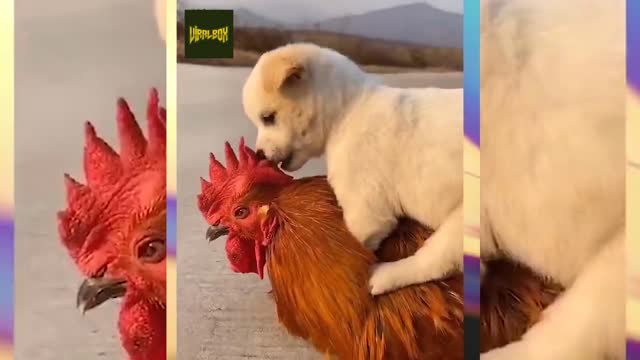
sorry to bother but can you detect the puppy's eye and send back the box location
[261,112,276,126]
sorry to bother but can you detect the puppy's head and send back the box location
[242,44,349,171]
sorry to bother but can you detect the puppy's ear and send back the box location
[263,59,306,92]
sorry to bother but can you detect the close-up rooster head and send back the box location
[197,139,292,278]
[57,88,167,359]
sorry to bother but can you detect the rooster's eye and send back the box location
[137,239,166,263]
[234,207,249,219]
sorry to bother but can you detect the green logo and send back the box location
[184,9,234,59]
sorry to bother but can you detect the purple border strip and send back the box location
[629,0,640,355]
[0,216,14,344]
[628,339,640,359]
[463,0,480,320]
[628,0,640,92]
[167,195,176,256]
[464,255,480,315]
[463,0,480,146]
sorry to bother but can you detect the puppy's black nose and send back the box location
[255,149,267,161]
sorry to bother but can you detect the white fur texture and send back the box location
[242,43,463,295]
[480,0,626,358]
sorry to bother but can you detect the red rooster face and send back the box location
[197,139,292,278]
[209,200,266,275]
[57,89,167,312]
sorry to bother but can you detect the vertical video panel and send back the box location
[463,0,481,356]
[627,0,640,356]
[479,1,626,359]
[176,0,464,359]
[0,1,14,359]
[14,1,167,359]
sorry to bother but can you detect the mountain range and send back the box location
[180,3,462,48]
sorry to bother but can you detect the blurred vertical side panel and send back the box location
[627,0,640,357]
[163,0,178,358]
[463,0,481,358]
[0,0,15,359]
[14,1,166,359]
[479,0,625,358]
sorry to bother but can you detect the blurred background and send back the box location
[177,0,463,72]
[13,1,165,359]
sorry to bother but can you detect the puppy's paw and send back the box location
[368,262,404,296]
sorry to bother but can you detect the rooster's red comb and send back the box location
[197,138,293,221]
[57,88,166,273]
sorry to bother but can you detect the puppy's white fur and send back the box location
[480,0,625,359]
[243,43,463,295]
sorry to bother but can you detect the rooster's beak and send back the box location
[76,276,127,314]
[207,225,229,242]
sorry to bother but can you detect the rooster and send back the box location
[198,140,464,359]
[57,89,167,360]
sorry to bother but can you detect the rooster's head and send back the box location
[197,139,293,278]
[57,89,167,313]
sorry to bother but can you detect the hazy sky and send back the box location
[181,0,463,23]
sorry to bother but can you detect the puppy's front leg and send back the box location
[480,229,625,360]
[342,199,398,252]
[369,204,463,295]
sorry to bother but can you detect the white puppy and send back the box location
[242,43,463,295]
[480,0,625,359]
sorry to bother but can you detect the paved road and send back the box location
[13,1,165,359]
[177,64,463,359]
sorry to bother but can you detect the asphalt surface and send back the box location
[177,64,463,359]
[13,1,165,359]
